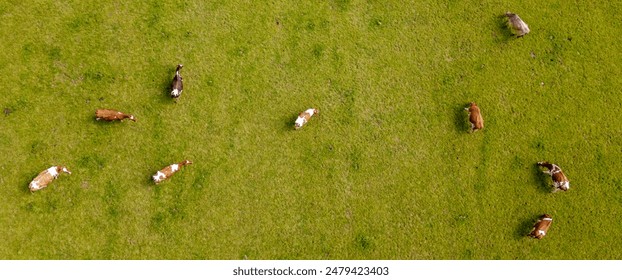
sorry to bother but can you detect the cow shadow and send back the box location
[532,164,552,193]
[90,113,112,126]
[85,99,112,126]
[514,216,536,240]
[19,171,37,194]
[145,174,157,188]
[454,104,470,133]
[280,112,300,132]
[159,66,175,104]
[494,14,518,43]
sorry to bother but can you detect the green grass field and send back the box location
[1,0,622,259]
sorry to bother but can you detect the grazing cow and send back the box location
[465,102,484,132]
[294,108,319,130]
[505,12,530,38]
[152,160,192,184]
[95,109,136,122]
[29,166,71,192]
[171,64,184,99]
[529,214,553,239]
[537,161,570,192]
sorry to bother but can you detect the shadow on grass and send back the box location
[145,172,156,187]
[280,112,300,132]
[494,14,519,43]
[532,164,552,193]
[159,65,176,104]
[454,104,470,133]
[515,215,536,240]
[18,171,37,194]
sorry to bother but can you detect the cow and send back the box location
[528,214,553,239]
[95,109,136,122]
[465,102,484,132]
[537,161,570,192]
[171,64,184,99]
[29,166,71,192]
[505,12,530,38]
[152,160,192,184]
[294,108,319,130]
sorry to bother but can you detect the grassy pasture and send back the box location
[1,0,622,259]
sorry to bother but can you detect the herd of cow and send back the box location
[27,12,563,240]
[465,12,567,240]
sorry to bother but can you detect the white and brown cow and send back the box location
[528,214,553,239]
[294,108,319,130]
[29,166,71,192]
[465,102,484,132]
[538,161,570,192]
[505,12,530,38]
[95,109,136,122]
[171,64,183,99]
[152,160,192,184]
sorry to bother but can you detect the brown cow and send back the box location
[294,108,319,130]
[538,161,570,192]
[465,102,484,132]
[505,12,530,38]
[29,166,71,192]
[152,160,192,184]
[171,64,183,99]
[528,214,553,239]
[95,109,136,122]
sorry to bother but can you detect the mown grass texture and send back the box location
[0,0,621,259]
